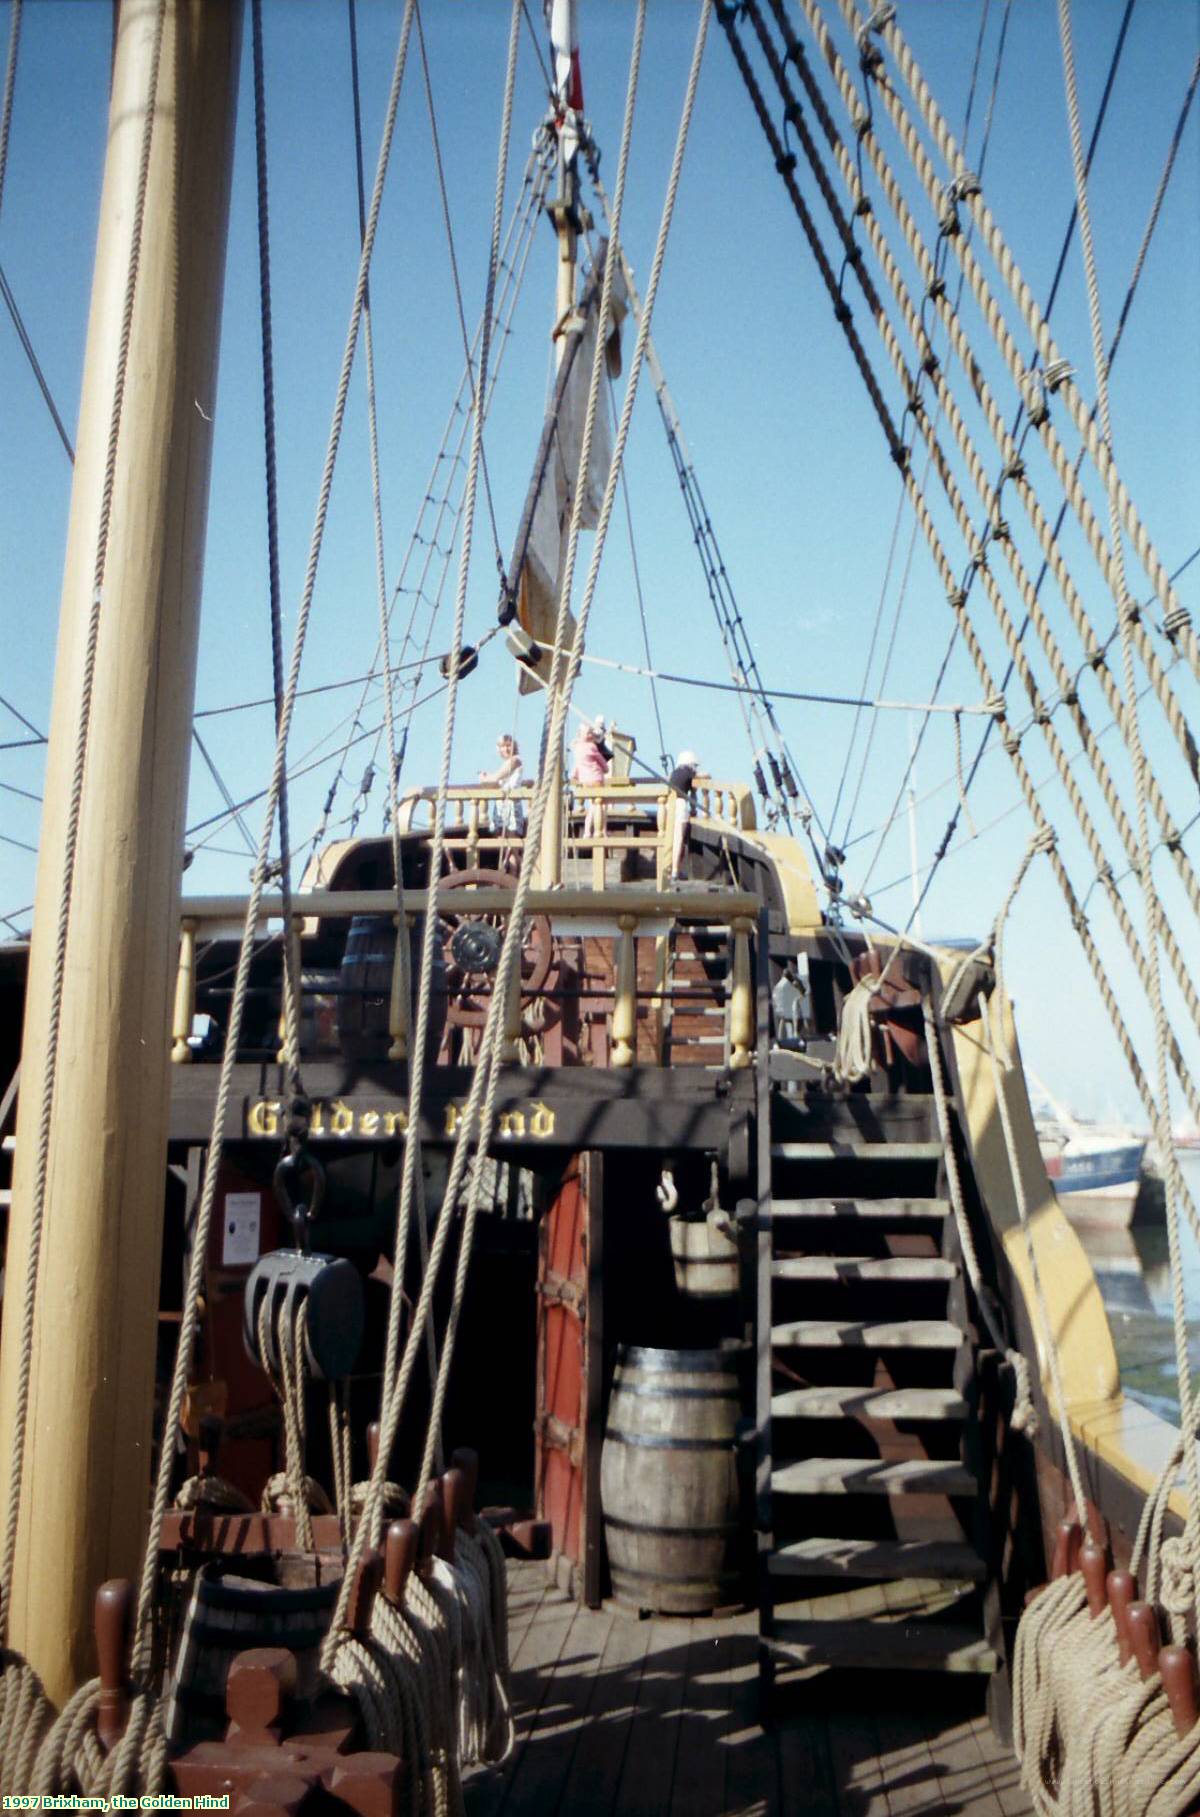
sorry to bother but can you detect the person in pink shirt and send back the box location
[571,719,610,841]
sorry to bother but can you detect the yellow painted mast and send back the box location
[0,0,240,1704]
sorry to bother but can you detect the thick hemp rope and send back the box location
[410,0,710,1519]
[765,0,1200,1090]
[1058,0,1200,1638]
[124,7,421,1750]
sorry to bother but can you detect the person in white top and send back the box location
[480,733,525,833]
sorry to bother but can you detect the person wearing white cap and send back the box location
[668,749,700,882]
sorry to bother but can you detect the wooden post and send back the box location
[171,917,198,1063]
[0,0,240,1705]
[387,913,410,1062]
[612,915,637,1068]
[590,797,606,893]
[500,919,523,1063]
[729,916,755,1070]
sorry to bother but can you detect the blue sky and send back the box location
[1,0,1198,1120]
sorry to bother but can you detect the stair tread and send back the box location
[766,1618,996,1673]
[772,1457,975,1496]
[769,1198,950,1220]
[771,1141,943,1160]
[770,1386,967,1420]
[767,1537,986,1581]
[771,1257,955,1281]
[771,1319,964,1349]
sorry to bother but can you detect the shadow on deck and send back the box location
[465,1562,1030,1816]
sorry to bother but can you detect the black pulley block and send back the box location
[244,1249,364,1382]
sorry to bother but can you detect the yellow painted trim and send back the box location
[946,979,1187,1521]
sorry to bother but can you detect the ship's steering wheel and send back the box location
[437,866,553,1030]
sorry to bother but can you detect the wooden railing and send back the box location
[171,887,761,1073]
[395,779,756,888]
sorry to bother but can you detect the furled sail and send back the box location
[505,246,627,692]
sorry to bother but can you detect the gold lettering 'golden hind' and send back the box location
[246,1097,556,1141]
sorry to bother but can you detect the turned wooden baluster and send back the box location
[387,913,410,1062]
[171,918,198,1063]
[728,916,755,1070]
[612,915,637,1068]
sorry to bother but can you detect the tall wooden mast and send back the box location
[538,0,584,888]
[0,0,240,1704]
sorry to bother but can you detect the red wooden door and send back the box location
[535,1152,602,1602]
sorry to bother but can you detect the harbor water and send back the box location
[1072,1149,1200,1426]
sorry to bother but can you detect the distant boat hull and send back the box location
[1040,1135,1147,1231]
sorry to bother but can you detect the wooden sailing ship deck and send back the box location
[465,1561,1031,1816]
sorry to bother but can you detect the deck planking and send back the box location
[465,1562,1033,1816]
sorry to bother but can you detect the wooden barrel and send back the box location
[164,1555,342,1747]
[337,914,394,1059]
[600,1346,740,1614]
[337,915,443,1061]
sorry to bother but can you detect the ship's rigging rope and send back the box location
[726,0,1200,1251]
[131,0,421,1690]
[1057,0,1200,1633]
[328,0,529,1652]
[832,0,1012,855]
[0,0,19,233]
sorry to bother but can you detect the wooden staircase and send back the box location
[752,1094,1000,1700]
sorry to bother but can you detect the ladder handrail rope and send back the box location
[585,177,814,839]
[726,3,1200,1244]
[411,0,710,1509]
[251,0,303,1098]
[132,0,421,1680]
[802,0,1200,813]
[845,0,1200,687]
[304,140,551,863]
[0,0,166,1654]
[758,9,1200,1095]
[830,0,1011,852]
[1057,0,1200,1626]
[331,0,529,1646]
[776,0,1200,954]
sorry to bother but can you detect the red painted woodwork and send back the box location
[535,1154,600,1590]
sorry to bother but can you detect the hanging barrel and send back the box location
[164,1556,342,1748]
[600,1346,741,1614]
[668,1210,739,1299]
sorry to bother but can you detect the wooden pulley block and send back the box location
[243,1249,364,1382]
[849,949,926,1066]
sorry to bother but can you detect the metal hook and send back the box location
[655,1166,679,1214]
[273,1150,326,1251]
